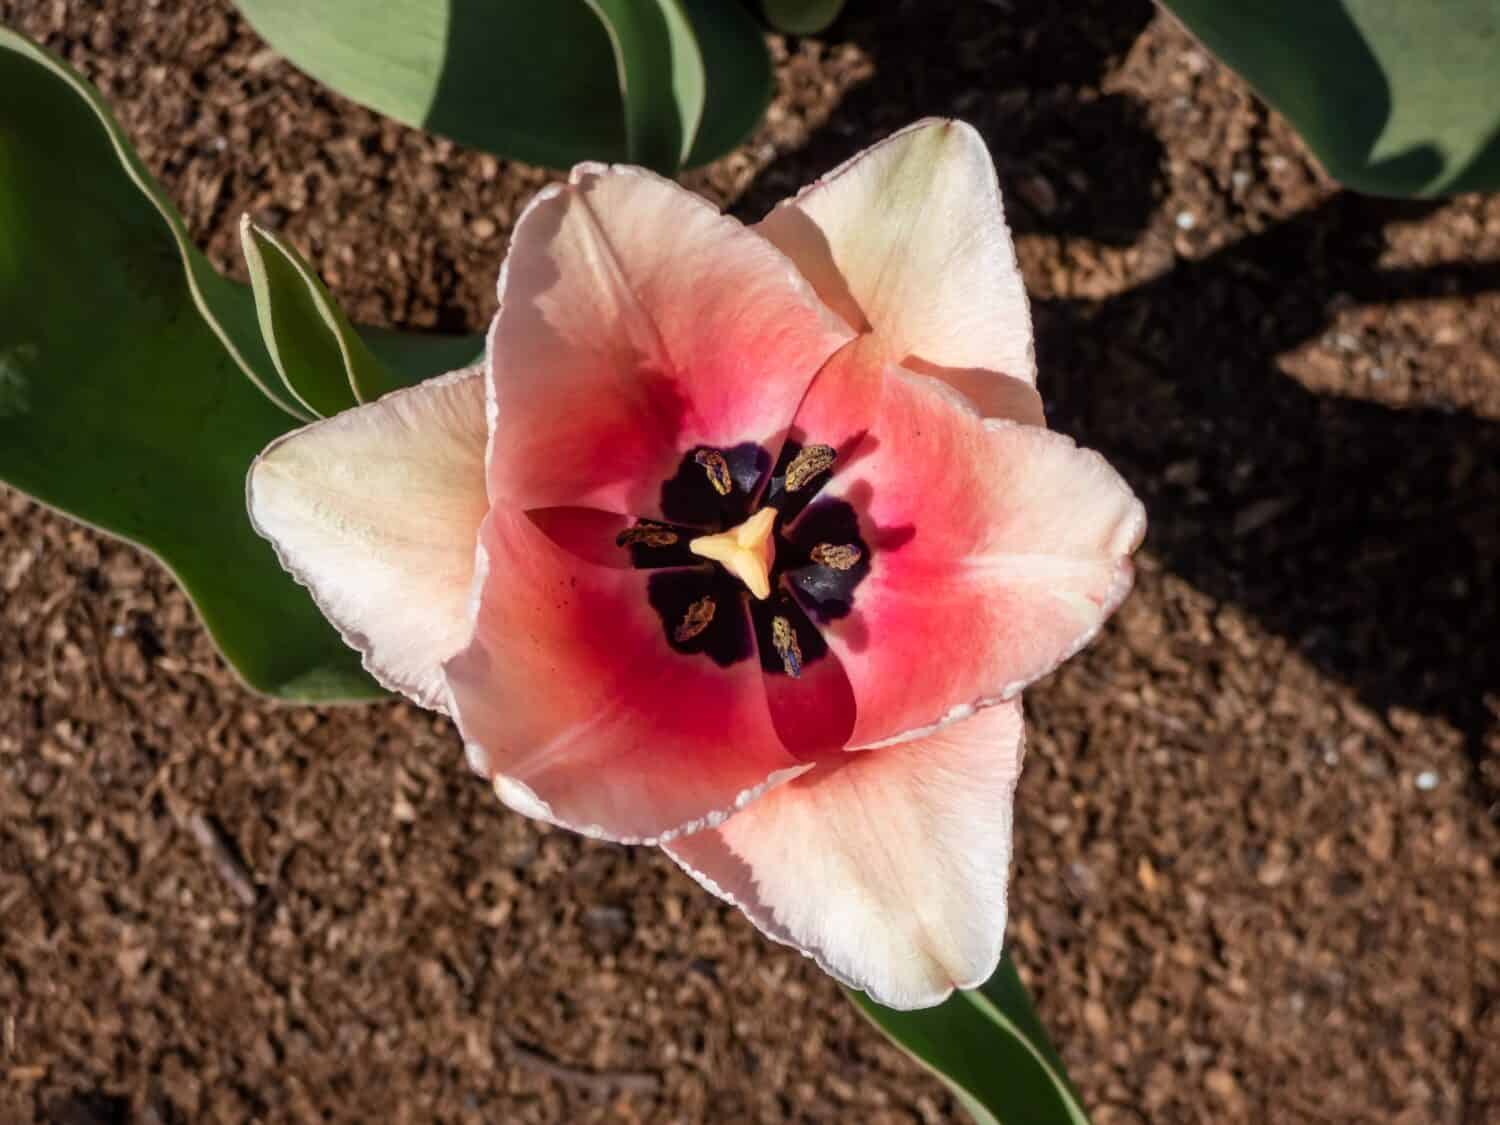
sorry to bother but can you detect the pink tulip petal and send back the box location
[487,164,852,518]
[759,118,1038,418]
[667,700,1024,1010]
[443,508,804,843]
[786,361,1143,748]
[903,358,1046,428]
[247,367,488,709]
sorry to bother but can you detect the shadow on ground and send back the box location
[1045,195,1500,824]
[738,0,1164,244]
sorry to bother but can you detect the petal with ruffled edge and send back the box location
[247,367,488,710]
[667,700,1024,1010]
[443,507,805,843]
[487,164,852,519]
[783,355,1144,748]
[758,118,1041,424]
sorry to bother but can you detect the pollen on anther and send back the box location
[694,449,734,495]
[784,444,836,492]
[675,596,717,643]
[616,523,679,548]
[770,615,803,678]
[810,543,862,570]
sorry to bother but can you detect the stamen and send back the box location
[615,522,679,548]
[810,543,862,570]
[784,444,836,492]
[674,596,717,643]
[694,449,734,495]
[770,615,803,678]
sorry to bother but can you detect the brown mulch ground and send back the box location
[3,1,1499,1122]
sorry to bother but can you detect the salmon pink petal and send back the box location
[758,118,1039,421]
[487,164,852,518]
[443,508,804,843]
[247,368,488,709]
[786,362,1144,748]
[667,701,1024,1010]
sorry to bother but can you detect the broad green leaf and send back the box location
[233,0,628,170]
[240,217,405,412]
[0,34,304,421]
[1160,0,1500,196]
[0,29,382,700]
[231,0,771,171]
[681,0,776,168]
[762,0,848,36]
[847,953,1091,1125]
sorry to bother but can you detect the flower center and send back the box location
[688,507,777,599]
[583,439,871,678]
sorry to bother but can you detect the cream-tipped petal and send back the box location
[487,164,851,518]
[759,118,1037,415]
[668,701,1024,1010]
[247,367,488,709]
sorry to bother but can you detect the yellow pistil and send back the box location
[689,507,777,600]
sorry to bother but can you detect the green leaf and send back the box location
[238,216,486,400]
[233,0,627,169]
[0,28,381,700]
[358,326,486,388]
[0,36,305,422]
[846,953,1091,1125]
[231,0,772,171]
[240,217,405,412]
[681,0,776,168]
[762,0,848,36]
[1160,0,1500,196]
[586,0,705,171]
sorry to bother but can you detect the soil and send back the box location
[2,1,1499,1122]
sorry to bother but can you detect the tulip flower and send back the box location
[248,119,1144,1009]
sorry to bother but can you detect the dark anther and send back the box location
[770,615,803,678]
[674,596,717,643]
[810,543,862,571]
[781,499,870,622]
[694,449,734,496]
[784,444,836,493]
[649,570,752,664]
[615,523,679,548]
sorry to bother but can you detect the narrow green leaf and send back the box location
[659,0,709,167]
[847,953,1091,1125]
[762,0,848,36]
[0,28,378,700]
[1160,0,1500,196]
[585,0,706,172]
[240,217,406,412]
[680,0,776,168]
